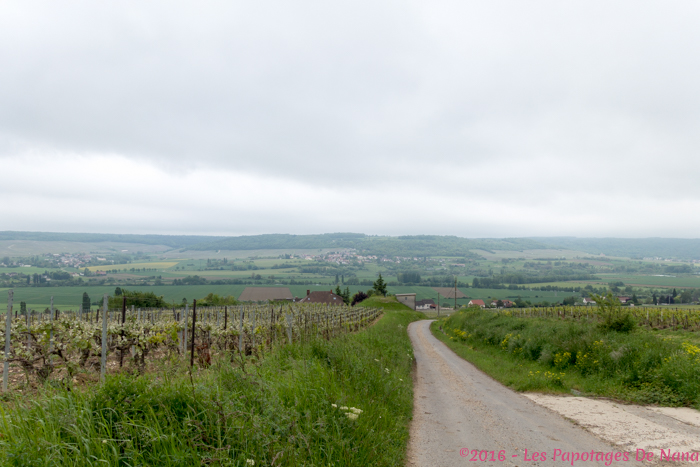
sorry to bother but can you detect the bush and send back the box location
[351,291,369,306]
[594,292,636,333]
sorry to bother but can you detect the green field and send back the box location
[0,266,65,275]
[0,240,171,256]
[86,261,180,271]
[2,285,376,310]
[596,273,700,288]
[0,284,586,311]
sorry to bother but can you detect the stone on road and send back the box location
[406,320,646,466]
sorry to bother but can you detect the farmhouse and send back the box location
[238,287,293,302]
[583,297,596,305]
[416,299,435,310]
[297,290,344,305]
[490,299,514,308]
[617,296,630,304]
[468,299,486,308]
[395,293,416,310]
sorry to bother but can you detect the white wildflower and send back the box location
[331,403,337,408]
[374,359,379,362]
[399,378,403,381]
[384,368,390,373]
[345,412,359,420]
[340,406,348,410]
[246,460,255,466]
[349,407,363,414]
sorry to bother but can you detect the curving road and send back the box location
[406,320,648,467]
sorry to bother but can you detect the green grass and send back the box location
[0,298,423,466]
[433,310,700,408]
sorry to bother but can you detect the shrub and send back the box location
[594,292,636,333]
[351,291,369,306]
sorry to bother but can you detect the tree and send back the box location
[82,292,91,312]
[198,293,237,306]
[335,274,339,284]
[679,289,693,304]
[593,292,635,333]
[351,291,368,306]
[373,273,387,296]
[397,271,421,284]
[108,289,167,308]
[20,301,26,316]
[562,296,577,306]
[115,287,122,296]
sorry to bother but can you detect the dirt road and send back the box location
[406,320,648,467]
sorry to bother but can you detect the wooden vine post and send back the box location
[190,299,197,368]
[100,294,108,382]
[2,290,13,392]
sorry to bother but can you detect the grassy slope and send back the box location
[432,310,700,409]
[0,297,423,466]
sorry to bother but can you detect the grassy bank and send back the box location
[432,310,700,408]
[0,297,423,466]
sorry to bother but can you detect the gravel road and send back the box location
[406,320,649,467]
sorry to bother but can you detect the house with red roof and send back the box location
[296,290,345,305]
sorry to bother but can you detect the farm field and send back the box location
[85,261,181,272]
[4,285,586,311]
[158,248,348,259]
[523,274,700,289]
[0,266,64,275]
[470,248,596,260]
[596,273,700,288]
[0,240,171,256]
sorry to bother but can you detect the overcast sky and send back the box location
[1,1,699,238]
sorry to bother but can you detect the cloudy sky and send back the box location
[1,1,699,238]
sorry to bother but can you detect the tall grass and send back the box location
[439,310,700,408]
[0,299,422,466]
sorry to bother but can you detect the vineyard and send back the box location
[499,305,700,331]
[1,290,382,391]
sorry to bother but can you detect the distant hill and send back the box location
[187,233,367,251]
[188,234,547,257]
[3,231,700,260]
[534,237,700,260]
[0,231,222,249]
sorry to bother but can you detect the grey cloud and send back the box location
[2,1,700,237]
